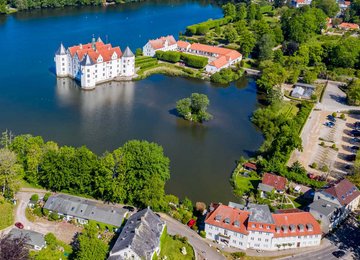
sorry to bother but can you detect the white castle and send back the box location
[54,37,135,89]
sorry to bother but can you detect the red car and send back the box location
[15,222,24,229]
[187,219,196,228]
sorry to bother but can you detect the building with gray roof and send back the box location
[248,204,274,224]
[9,229,46,251]
[108,207,165,260]
[308,199,342,233]
[291,83,315,99]
[44,194,128,227]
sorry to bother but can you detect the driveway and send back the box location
[1,190,82,243]
[159,213,225,260]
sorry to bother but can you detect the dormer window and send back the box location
[215,215,221,222]
[224,218,230,224]
[306,223,313,231]
[289,224,296,232]
[275,226,280,233]
[259,224,263,229]
[252,224,256,228]
[298,224,304,232]
[282,225,288,233]
[234,220,240,227]
[266,225,270,230]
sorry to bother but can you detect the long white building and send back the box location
[205,203,322,251]
[54,37,135,89]
[142,35,178,57]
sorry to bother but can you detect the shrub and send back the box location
[180,53,208,68]
[319,141,325,146]
[199,230,206,238]
[331,144,336,149]
[48,212,60,221]
[320,165,329,172]
[33,207,43,217]
[156,51,181,63]
[231,252,246,258]
[310,162,318,169]
[135,48,142,57]
[340,113,346,120]
[332,112,337,117]
[210,68,244,84]
[30,194,39,202]
[191,225,198,231]
[43,192,51,202]
[42,208,49,216]
[45,233,57,248]
[186,17,232,36]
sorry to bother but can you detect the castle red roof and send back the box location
[262,173,287,191]
[323,179,360,206]
[243,162,257,171]
[68,41,122,64]
[338,23,360,30]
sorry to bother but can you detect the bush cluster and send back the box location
[156,51,181,63]
[186,17,232,35]
[180,53,208,68]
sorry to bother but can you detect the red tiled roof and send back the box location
[177,40,190,49]
[262,173,287,191]
[209,56,228,69]
[276,208,303,214]
[345,1,351,6]
[323,179,360,206]
[272,212,322,237]
[68,41,122,64]
[243,162,257,171]
[190,43,241,57]
[338,23,360,30]
[205,204,250,235]
[149,35,177,50]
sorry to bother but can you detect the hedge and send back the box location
[180,53,208,68]
[156,51,181,63]
[139,60,158,69]
[186,16,232,35]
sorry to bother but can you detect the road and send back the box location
[159,213,225,260]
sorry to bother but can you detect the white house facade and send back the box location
[142,35,177,57]
[205,203,322,252]
[54,37,135,89]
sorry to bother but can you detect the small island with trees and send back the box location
[176,93,213,123]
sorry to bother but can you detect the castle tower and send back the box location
[121,47,135,77]
[54,43,69,76]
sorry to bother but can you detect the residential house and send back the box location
[258,173,287,197]
[142,35,177,57]
[9,229,46,251]
[108,207,165,260]
[291,0,312,8]
[291,83,315,99]
[177,40,191,52]
[308,178,360,233]
[44,194,128,227]
[243,162,257,172]
[338,23,360,30]
[205,202,322,251]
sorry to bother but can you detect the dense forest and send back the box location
[0,133,173,211]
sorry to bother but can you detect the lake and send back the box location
[0,0,263,203]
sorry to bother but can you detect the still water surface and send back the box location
[0,1,263,202]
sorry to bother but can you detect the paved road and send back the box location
[317,81,359,112]
[159,213,225,260]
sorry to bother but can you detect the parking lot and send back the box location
[290,109,360,180]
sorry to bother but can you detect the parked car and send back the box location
[354,122,360,130]
[351,146,359,152]
[325,122,334,128]
[15,222,24,229]
[332,250,345,258]
[350,137,360,144]
[328,115,336,122]
[123,206,135,212]
[345,154,356,161]
[351,130,360,137]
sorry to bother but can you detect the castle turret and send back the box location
[121,46,135,77]
[54,43,69,77]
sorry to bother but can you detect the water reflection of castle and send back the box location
[56,78,135,135]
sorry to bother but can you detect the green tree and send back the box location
[135,48,142,57]
[347,79,360,105]
[312,0,339,17]
[224,26,238,43]
[236,3,247,20]
[119,140,170,210]
[222,3,236,18]
[302,69,317,84]
[256,34,275,61]
[257,62,288,93]
[0,148,22,198]
[247,3,257,21]
[0,0,7,14]
[75,222,108,260]
[176,93,213,123]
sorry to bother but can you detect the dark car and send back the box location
[123,206,135,212]
[328,115,336,122]
[350,137,360,143]
[332,250,345,258]
[355,122,360,130]
[346,154,356,161]
[15,222,24,229]
[351,130,360,137]
[351,146,359,151]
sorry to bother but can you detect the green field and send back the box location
[232,170,261,197]
[0,201,14,230]
[156,229,195,260]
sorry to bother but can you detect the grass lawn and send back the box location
[276,102,299,119]
[19,179,43,189]
[0,201,14,230]
[157,232,195,260]
[232,170,261,197]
